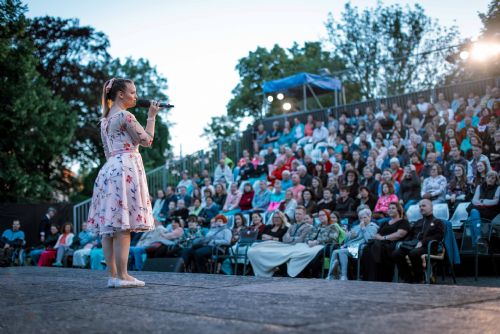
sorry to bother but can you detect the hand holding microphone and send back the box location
[148,100,162,119]
[136,99,175,120]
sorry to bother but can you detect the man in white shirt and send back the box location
[417,95,431,115]
[312,120,328,145]
[213,159,233,185]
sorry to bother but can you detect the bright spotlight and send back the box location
[277,93,284,100]
[470,42,500,62]
[267,95,274,103]
[459,51,469,60]
[283,102,292,111]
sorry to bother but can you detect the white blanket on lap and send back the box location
[247,241,324,277]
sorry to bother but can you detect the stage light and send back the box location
[283,102,292,111]
[277,93,284,100]
[267,95,274,102]
[470,42,500,62]
[459,51,469,60]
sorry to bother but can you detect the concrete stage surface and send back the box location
[1,267,499,334]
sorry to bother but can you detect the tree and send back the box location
[212,42,346,144]
[28,16,111,169]
[228,42,347,120]
[202,115,240,146]
[445,0,500,82]
[27,17,172,198]
[0,0,76,202]
[479,0,500,38]
[325,2,460,100]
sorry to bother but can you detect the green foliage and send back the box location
[0,6,172,201]
[0,0,76,202]
[479,0,500,38]
[227,42,346,121]
[27,17,172,198]
[325,2,460,99]
[446,0,499,82]
[28,16,112,169]
[202,115,240,146]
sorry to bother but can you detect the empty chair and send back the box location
[310,149,322,164]
[450,202,470,229]
[406,204,422,223]
[433,203,450,221]
[303,143,314,156]
[226,216,235,230]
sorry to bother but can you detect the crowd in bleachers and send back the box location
[3,85,500,283]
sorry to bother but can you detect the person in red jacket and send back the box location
[390,158,404,183]
[238,182,255,212]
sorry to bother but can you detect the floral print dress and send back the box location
[87,110,155,236]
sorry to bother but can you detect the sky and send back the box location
[26,0,490,156]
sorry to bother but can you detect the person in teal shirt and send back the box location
[1,220,25,249]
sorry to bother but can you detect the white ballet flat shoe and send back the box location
[114,279,136,288]
[113,278,145,288]
[133,278,145,287]
[107,278,118,288]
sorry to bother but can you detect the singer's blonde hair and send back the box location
[101,78,133,118]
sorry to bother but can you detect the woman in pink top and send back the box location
[222,183,242,214]
[374,182,399,216]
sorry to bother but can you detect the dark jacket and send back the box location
[160,194,178,217]
[336,197,357,219]
[407,214,445,249]
[400,171,421,203]
[361,177,379,196]
[42,233,60,249]
[39,214,53,238]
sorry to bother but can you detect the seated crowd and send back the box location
[4,86,500,283]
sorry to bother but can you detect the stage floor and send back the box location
[1,267,499,334]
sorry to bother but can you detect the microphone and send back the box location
[136,99,174,109]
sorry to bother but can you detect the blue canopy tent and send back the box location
[262,72,343,112]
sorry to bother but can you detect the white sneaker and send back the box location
[107,278,118,288]
[340,276,348,281]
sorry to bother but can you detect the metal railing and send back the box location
[253,77,500,132]
[73,165,169,233]
[72,139,246,231]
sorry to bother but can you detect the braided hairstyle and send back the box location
[101,78,134,118]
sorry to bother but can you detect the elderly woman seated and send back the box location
[300,210,344,278]
[327,208,379,280]
[248,206,342,278]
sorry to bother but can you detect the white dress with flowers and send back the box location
[87,110,155,236]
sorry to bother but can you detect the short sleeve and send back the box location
[398,219,410,232]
